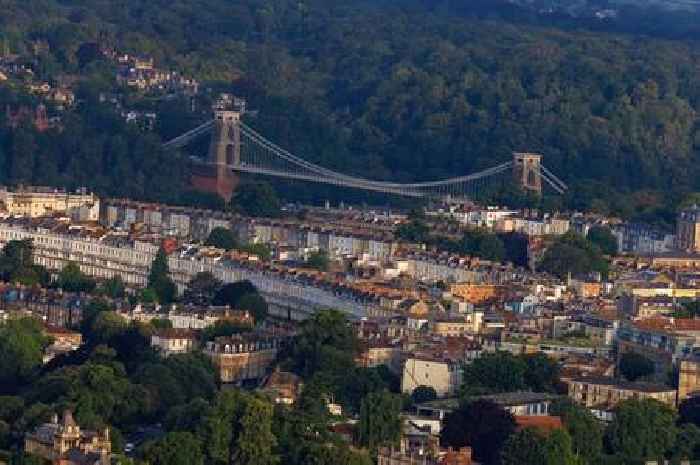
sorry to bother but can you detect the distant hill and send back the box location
[1,0,700,223]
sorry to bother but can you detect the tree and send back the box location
[587,226,618,255]
[357,390,402,451]
[233,181,281,218]
[148,247,177,304]
[501,427,579,465]
[680,396,700,428]
[98,276,126,298]
[463,352,527,393]
[670,423,700,462]
[213,280,258,307]
[501,428,545,465]
[619,352,655,382]
[0,239,49,286]
[538,232,609,279]
[289,309,357,380]
[396,220,429,243]
[523,353,560,393]
[201,391,279,465]
[411,385,438,404]
[441,399,516,465]
[201,319,252,342]
[542,429,579,465]
[183,272,222,306]
[205,227,238,251]
[56,262,96,293]
[550,398,603,463]
[306,250,330,271]
[150,318,173,329]
[0,318,50,393]
[477,234,506,262]
[237,293,269,323]
[231,396,279,465]
[240,243,272,261]
[605,399,677,463]
[143,432,204,465]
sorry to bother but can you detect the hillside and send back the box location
[2,0,700,222]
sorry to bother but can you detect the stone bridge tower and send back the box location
[190,97,245,202]
[512,152,542,195]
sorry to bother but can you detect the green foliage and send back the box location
[97,276,126,299]
[288,309,357,380]
[212,280,261,311]
[0,240,49,286]
[441,399,516,465]
[148,247,177,304]
[674,301,700,319]
[233,182,281,218]
[143,432,204,465]
[183,272,223,306]
[523,353,561,393]
[150,318,173,330]
[670,423,700,463]
[550,398,603,463]
[56,262,96,293]
[502,427,579,465]
[587,226,618,256]
[538,232,608,279]
[461,230,506,262]
[619,352,655,382]
[200,319,252,342]
[0,317,50,393]
[463,352,560,396]
[305,250,330,271]
[201,391,279,465]
[237,293,269,323]
[604,399,677,463]
[500,428,545,465]
[205,227,238,251]
[396,220,429,243]
[356,390,402,451]
[239,243,272,261]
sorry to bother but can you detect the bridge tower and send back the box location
[512,152,542,195]
[190,97,245,201]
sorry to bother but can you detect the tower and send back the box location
[512,152,542,195]
[190,97,245,202]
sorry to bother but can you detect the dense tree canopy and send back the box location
[4,0,700,216]
[538,232,608,279]
[441,399,516,465]
[619,352,655,382]
[605,399,677,463]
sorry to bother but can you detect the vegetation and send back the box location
[587,226,618,256]
[205,228,238,251]
[356,390,402,451]
[463,351,560,394]
[501,428,578,465]
[56,262,96,294]
[550,398,604,463]
[3,0,700,216]
[538,232,608,279]
[441,399,516,465]
[147,247,177,304]
[0,240,49,286]
[619,352,655,382]
[305,250,330,271]
[605,399,677,463]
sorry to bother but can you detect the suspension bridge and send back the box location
[162,105,568,201]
